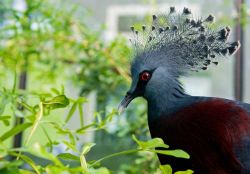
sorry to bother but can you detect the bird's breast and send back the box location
[149,98,250,174]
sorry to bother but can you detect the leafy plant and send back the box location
[0,86,192,174]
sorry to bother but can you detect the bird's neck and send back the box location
[146,82,197,122]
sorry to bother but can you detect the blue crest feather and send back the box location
[130,7,240,75]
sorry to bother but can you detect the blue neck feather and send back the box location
[146,80,199,123]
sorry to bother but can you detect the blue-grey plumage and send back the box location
[118,7,250,173]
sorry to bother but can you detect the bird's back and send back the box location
[235,101,250,173]
[236,136,250,174]
[237,101,250,114]
[148,97,250,174]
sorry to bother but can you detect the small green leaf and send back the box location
[103,109,117,123]
[77,97,87,104]
[2,120,10,126]
[0,96,9,115]
[49,122,71,135]
[43,95,69,110]
[88,167,110,174]
[57,153,79,161]
[65,101,77,123]
[0,123,32,142]
[175,170,194,174]
[132,135,169,149]
[81,143,96,155]
[78,103,84,127]
[68,132,76,146]
[0,159,23,169]
[17,153,41,174]
[41,126,53,152]
[0,161,10,170]
[60,85,65,95]
[63,141,79,153]
[31,143,63,166]
[25,102,43,145]
[160,164,172,174]
[0,159,23,171]
[152,149,190,159]
[11,69,17,94]
[0,116,11,120]
[50,88,61,95]
[0,116,11,126]
[76,123,96,134]
[18,101,35,113]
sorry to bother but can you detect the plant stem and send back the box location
[89,149,141,167]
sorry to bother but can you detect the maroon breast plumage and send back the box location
[149,99,250,174]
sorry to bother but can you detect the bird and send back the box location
[118,7,250,174]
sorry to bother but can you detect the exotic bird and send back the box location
[118,7,250,174]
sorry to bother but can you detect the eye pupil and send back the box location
[140,72,150,81]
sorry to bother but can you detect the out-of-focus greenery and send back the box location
[0,0,131,95]
[0,0,194,173]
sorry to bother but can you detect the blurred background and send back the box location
[0,0,250,173]
[75,0,250,101]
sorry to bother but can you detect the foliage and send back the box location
[0,0,193,173]
[0,0,130,100]
[0,87,192,174]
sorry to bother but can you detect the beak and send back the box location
[118,93,135,115]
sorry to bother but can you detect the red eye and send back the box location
[140,72,151,81]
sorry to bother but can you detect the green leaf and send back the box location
[0,116,11,126]
[68,132,76,146]
[160,165,172,174]
[0,94,10,116]
[19,169,35,174]
[175,170,194,174]
[31,143,63,166]
[0,161,9,170]
[60,85,65,95]
[57,153,79,161]
[77,97,87,104]
[76,123,96,134]
[78,103,84,127]
[152,149,190,159]
[63,141,79,153]
[44,165,69,174]
[0,123,32,142]
[0,160,23,171]
[88,167,110,174]
[49,122,71,135]
[0,116,11,120]
[18,101,35,113]
[43,95,69,110]
[41,126,53,152]
[81,143,96,155]
[25,102,43,145]
[103,109,117,123]
[132,135,169,149]
[50,88,61,95]
[65,101,77,123]
[16,153,41,174]
[11,69,17,94]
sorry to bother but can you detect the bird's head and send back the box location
[118,51,176,114]
[118,7,240,114]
